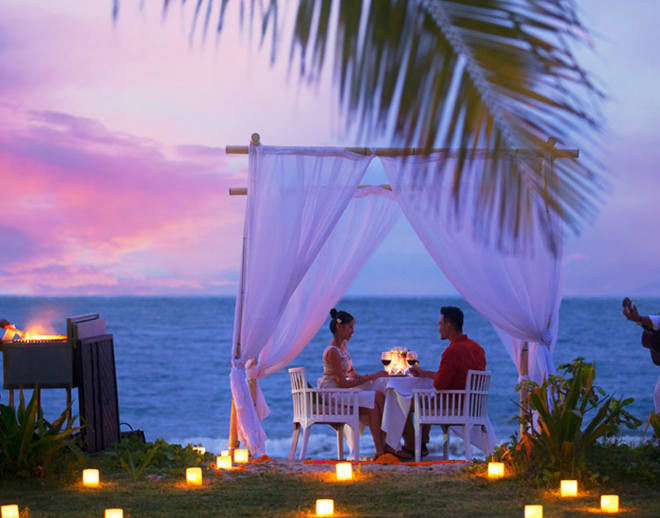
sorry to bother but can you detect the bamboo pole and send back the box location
[226,144,578,158]
[519,341,529,436]
[228,133,260,453]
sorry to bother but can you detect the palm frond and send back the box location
[120,0,605,249]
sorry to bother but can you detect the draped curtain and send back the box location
[230,145,373,455]
[381,154,563,384]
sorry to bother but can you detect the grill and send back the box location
[1,314,119,453]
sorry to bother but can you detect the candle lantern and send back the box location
[82,468,100,487]
[221,449,230,457]
[560,480,578,497]
[601,495,619,513]
[315,499,334,516]
[524,505,543,518]
[186,467,203,486]
[192,445,206,455]
[1,505,19,518]
[216,455,232,470]
[234,448,249,463]
[487,462,504,479]
[336,462,353,481]
[104,510,124,518]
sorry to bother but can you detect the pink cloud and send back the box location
[0,104,245,295]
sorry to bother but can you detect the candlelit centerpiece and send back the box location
[381,347,418,376]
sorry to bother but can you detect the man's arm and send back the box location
[623,302,658,330]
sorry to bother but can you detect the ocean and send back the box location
[1,296,658,459]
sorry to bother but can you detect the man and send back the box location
[403,306,486,455]
[1,319,23,342]
[622,297,660,412]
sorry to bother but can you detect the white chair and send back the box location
[412,369,492,462]
[288,367,361,461]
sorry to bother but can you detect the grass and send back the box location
[2,464,660,517]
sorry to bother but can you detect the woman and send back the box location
[318,308,391,459]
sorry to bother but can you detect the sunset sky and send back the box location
[1,0,658,296]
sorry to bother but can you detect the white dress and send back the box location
[318,343,375,409]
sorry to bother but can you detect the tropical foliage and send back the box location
[493,358,641,484]
[113,0,605,249]
[0,389,84,478]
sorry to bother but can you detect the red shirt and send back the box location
[433,334,486,390]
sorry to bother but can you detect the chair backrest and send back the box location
[465,369,491,421]
[288,367,308,421]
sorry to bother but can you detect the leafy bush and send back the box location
[0,389,84,478]
[492,358,641,484]
[104,436,210,478]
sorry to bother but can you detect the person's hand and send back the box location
[375,370,389,378]
[0,319,10,329]
[408,366,421,377]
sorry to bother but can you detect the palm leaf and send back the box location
[117,0,604,249]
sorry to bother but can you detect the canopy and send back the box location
[230,143,563,456]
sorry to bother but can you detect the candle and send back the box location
[315,499,334,516]
[104,510,123,518]
[216,455,232,470]
[234,448,249,463]
[487,462,504,479]
[1,505,19,518]
[82,468,100,487]
[524,505,543,518]
[221,449,230,457]
[186,467,203,486]
[336,462,353,481]
[192,445,206,455]
[601,495,619,513]
[560,480,578,497]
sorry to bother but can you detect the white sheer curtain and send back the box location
[230,145,373,456]
[381,154,563,383]
[248,187,400,384]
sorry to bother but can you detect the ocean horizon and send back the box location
[1,295,658,458]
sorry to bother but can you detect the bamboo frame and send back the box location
[227,132,568,452]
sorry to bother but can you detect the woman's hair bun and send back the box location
[329,308,337,318]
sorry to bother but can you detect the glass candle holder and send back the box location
[315,499,334,516]
[82,468,100,487]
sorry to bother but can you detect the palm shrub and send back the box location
[494,358,640,483]
[0,388,84,478]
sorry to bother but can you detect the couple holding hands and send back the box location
[318,306,486,460]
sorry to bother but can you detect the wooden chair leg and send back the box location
[299,426,311,461]
[482,425,491,456]
[442,425,449,460]
[414,419,422,463]
[289,422,301,461]
[336,425,344,460]
[350,425,359,461]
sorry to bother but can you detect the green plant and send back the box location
[494,358,641,483]
[0,388,84,478]
[105,437,209,478]
[644,412,660,445]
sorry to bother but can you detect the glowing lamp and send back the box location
[524,505,543,518]
[186,467,203,486]
[82,468,100,487]
[560,480,578,497]
[487,462,504,479]
[216,455,232,470]
[315,499,334,516]
[192,445,206,455]
[335,462,353,481]
[1,505,19,518]
[221,449,230,457]
[601,495,619,513]
[104,510,123,518]
[234,448,249,463]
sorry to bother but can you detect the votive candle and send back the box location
[221,449,230,457]
[1,505,19,518]
[601,495,619,513]
[82,468,100,487]
[524,505,543,518]
[216,455,232,470]
[560,480,578,497]
[487,462,504,479]
[104,510,124,518]
[234,448,249,463]
[336,462,353,481]
[186,467,203,486]
[316,499,334,516]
